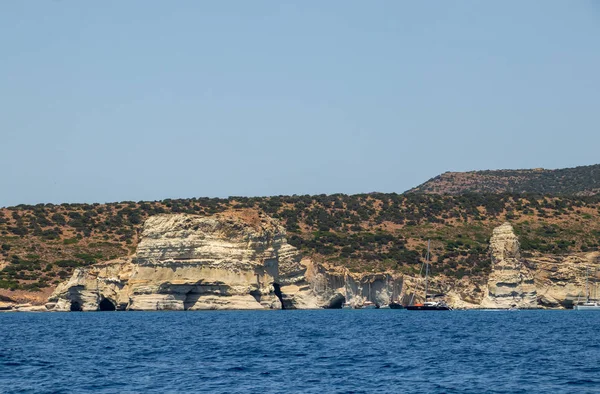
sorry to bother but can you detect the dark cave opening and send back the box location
[328,295,345,309]
[99,298,116,311]
[249,289,262,303]
[272,283,285,310]
[561,299,575,309]
[70,301,82,312]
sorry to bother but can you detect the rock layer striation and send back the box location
[480,222,537,308]
[47,214,596,311]
[47,212,319,311]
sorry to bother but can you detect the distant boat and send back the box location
[388,278,403,308]
[382,275,401,309]
[405,240,451,311]
[574,301,600,310]
[574,265,600,310]
[359,281,378,309]
[406,301,451,311]
[361,301,377,309]
[342,274,353,309]
[341,298,352,309]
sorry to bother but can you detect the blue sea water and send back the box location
[1,310,599,393]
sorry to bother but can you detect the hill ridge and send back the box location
[407,164,600,196]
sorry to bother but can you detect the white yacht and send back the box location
[360,281,378,309]
[361,301,377,309]
[342,275,353,309]
[574,266,600,310]
[574,301,600,310]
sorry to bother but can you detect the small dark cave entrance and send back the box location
[70,301,82,312]
[272,283,285,310]
[99,298,116,311]
[328,296,345,309]
[249,289,262,304]
[561,299,575,310]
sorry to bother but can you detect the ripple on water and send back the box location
[1,310,600,393]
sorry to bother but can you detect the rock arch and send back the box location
[99,298,116,311]
[272,283,285,309]
[325,293,345,309]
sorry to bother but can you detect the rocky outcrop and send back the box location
[304,264,405,308]
[47,210,414,311]
[528,252,599,308]
[0,294,50,312]
[480,222,537,308]
[442,223,597,309]
[47,212,321,311]
[47,214,598,311]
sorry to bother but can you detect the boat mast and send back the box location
[344,274,349,303]
[590,266,598,301]
[424,240,430,301]
[408,244,428,306]
[586,265,590,302]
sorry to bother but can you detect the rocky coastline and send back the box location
[0,213,596,312]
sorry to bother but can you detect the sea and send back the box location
[1,310,599,393]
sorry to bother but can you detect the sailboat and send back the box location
[342,275,353,309]
[406,240,451,311]
[388,276,403,309]
[359,281,377,309]
[379,278,391,309]
[574,265,600,310]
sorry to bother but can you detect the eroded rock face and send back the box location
[48,212,319,311]
[47,214,598,311]
[528,252,599,308]
[304,262,407,309]
[480,222,537,308]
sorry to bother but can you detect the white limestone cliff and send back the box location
[47,212,320,311]
[46,214,597,311]
[480,222,537,308]
[529,252,599,308]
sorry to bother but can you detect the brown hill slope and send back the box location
[407,164,600,196]
[1,193,600,303]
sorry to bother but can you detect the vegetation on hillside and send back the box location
[408,164,600,196]
[1,193,600,292]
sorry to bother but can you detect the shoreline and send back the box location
[0,306,573,313]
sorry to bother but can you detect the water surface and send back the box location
[1,310,599,393]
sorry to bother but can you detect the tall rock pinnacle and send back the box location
[480,222,537,308]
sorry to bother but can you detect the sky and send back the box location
[1,1,599,207]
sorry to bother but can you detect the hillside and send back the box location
[1,193,600,303]
[408,164,600,196]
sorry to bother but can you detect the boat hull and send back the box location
[405,305,451,311]
[574,304,600,310]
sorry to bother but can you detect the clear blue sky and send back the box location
[1,1,599,207]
